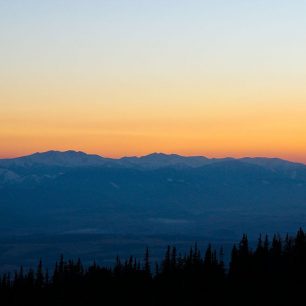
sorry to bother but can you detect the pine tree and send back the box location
[162,245,171,274]
[35,259,44,288]
[229,244,239,278]
[144,247,151,277]
[171,246,177,271]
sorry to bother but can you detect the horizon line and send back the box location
[1,149,305,165]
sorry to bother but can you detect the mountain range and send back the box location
[0,150,304,175]
[1,150,306,240]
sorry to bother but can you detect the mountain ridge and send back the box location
[1,150,306,240]
[0,150,304,169]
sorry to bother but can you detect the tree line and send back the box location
[1,229,306,305]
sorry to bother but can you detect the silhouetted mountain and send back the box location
[119,153,213,169]
[0,150,108,168]
[1,150,303,170]
[0,151,306,240]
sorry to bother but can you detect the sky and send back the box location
[0,0,306,162]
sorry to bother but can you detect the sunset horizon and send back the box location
[1,148,305,165]
[1,1,305,164]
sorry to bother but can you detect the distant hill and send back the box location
[0,150,216,169]
[0,150,108,168]
[0,150,306,239]
[1,150,304,170]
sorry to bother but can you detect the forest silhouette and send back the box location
[1,229,306,305]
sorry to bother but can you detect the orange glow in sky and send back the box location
[0,1,305,163]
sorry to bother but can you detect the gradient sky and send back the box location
[1,0,306,162]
